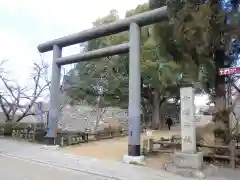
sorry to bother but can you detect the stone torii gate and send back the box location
[37,6,167,159]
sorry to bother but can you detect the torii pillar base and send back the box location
[44,137,55,145]
[122,154,145,164]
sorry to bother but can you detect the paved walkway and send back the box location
[0,155,110,180]
[0,138,239,180]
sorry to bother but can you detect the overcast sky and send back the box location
[0,0,210,106]
[0,0,148,87]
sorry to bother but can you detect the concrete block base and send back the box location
[41,145,60,150]
[174,152,203,169]
[122,154,145,164]
[165,152,218,179]
[165,163,219,179]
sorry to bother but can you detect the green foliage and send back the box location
[67,11,129,108]
[67,0,239,126]
[151,0,239,94]
[67,3,185,111]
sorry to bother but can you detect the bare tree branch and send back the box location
[0,59,50,123]
[0,55,70,124]
[0,94,11,121]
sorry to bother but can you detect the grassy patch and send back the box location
[129,161,145,166]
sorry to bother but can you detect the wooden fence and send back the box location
[56,129,128,146]
[11,125,128,146]
[142,137,240,169]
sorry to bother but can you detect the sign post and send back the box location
[218,67,239,135]
[38,102,45,123]
[218,67,240,76]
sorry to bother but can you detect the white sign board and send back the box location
[180,87,196,153]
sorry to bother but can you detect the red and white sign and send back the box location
[218,67,240,76]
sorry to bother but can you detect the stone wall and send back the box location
[58,105,128,132]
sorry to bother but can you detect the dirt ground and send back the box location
[63,126,180,169]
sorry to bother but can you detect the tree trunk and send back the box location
[141,99,148,127]
[152,89,160,129]
[213,49,230,144]
[3,122,15,136]
[95,98,101,132]
[158,106,164,129]
[158,98,167,129]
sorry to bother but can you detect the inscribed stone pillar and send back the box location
[180,86,196,153]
